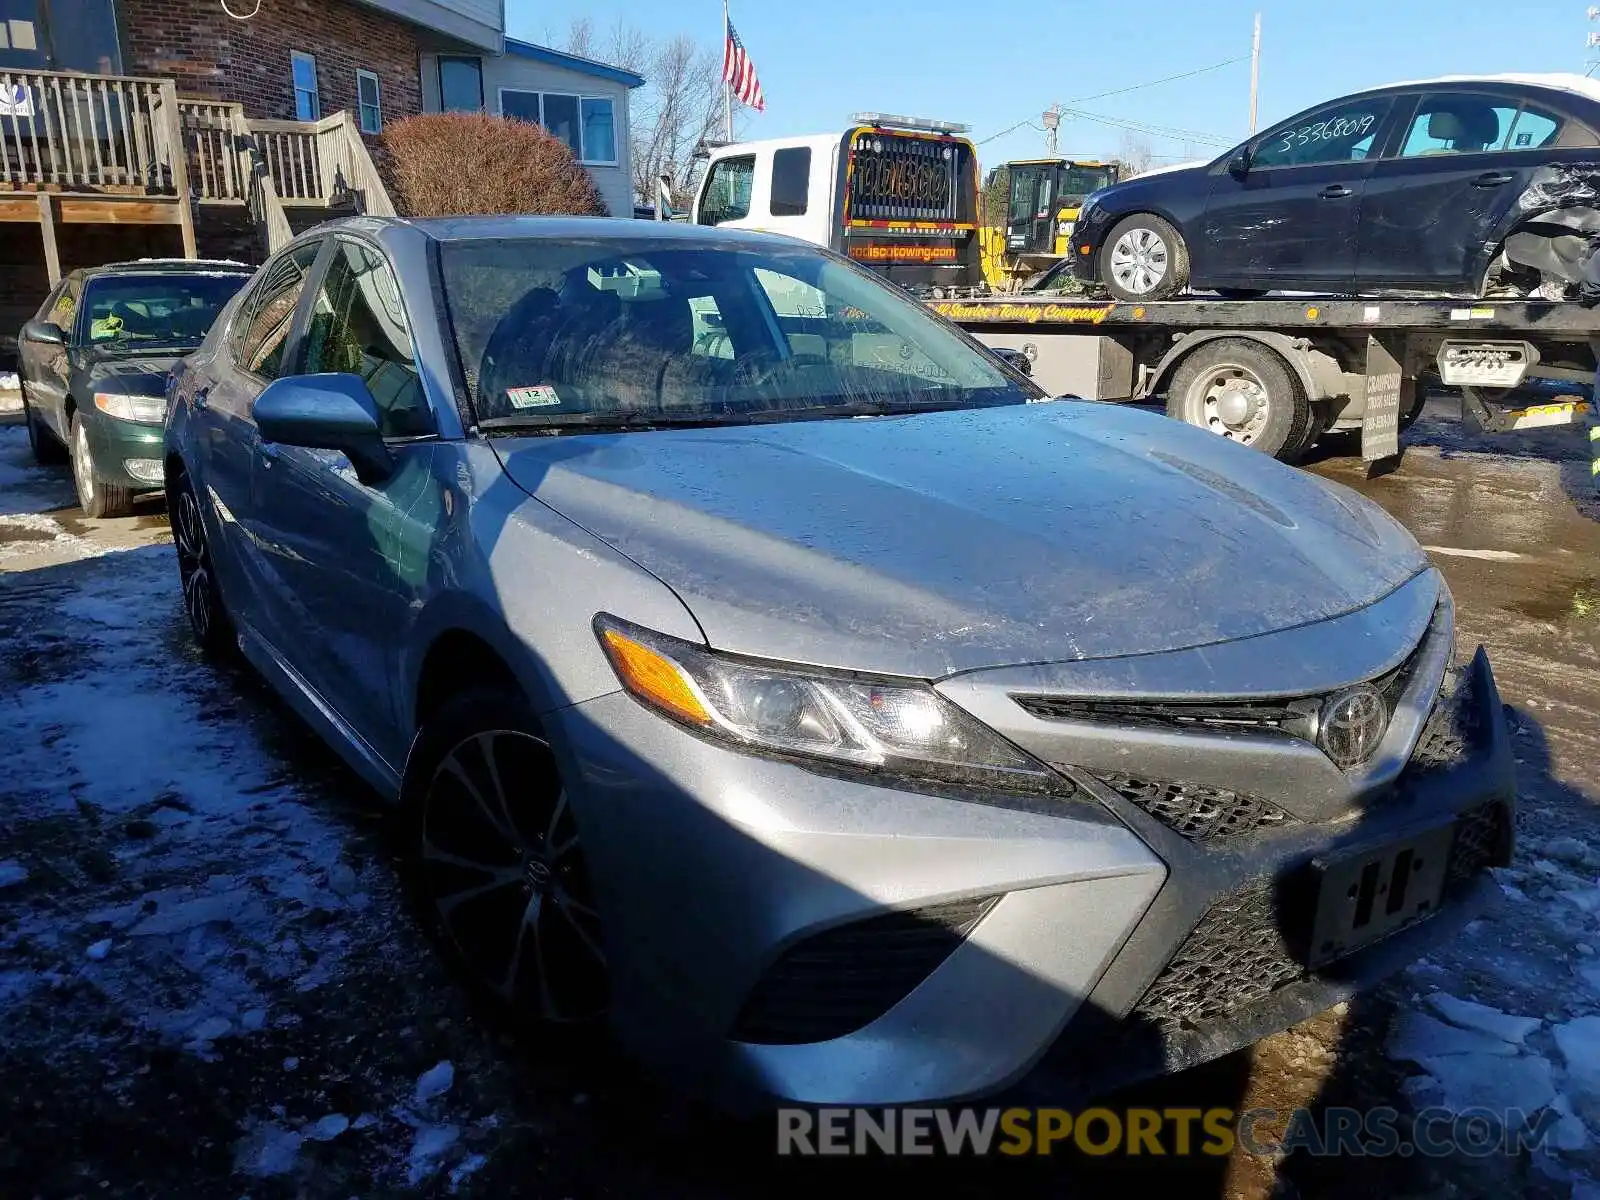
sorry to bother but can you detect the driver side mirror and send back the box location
[253,373,394,485]
[1227,151,1252,179]
[22,319,66,346]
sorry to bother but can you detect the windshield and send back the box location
[1059,166,1117,199]
[80,273,249,348]
[439,237,1040,426]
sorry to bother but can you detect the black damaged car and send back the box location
[18,260,253,517]
[1067,73,1600,302]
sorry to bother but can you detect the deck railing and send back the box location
[0,69,391,256]
[0,68,173,191]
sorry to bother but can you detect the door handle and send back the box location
[192,386,210,410]
[1319,184,1353,199]
[1472,171,1515,188]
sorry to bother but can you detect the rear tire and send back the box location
[1100,214,1190,302]
[401,689,609,1034]
[23,391,66,465]
[1167,338,1311,461]
[70,413,132,519]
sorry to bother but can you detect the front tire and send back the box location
[23,391,66,464]
[402,690,609,1030]
[70,413,132,519]
[1167,338,1312,460]
[1100,214,1190,302]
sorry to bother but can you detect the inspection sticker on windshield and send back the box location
[506,384,562,409]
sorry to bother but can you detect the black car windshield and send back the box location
[438,237,1041,426]
[80,272,250,348]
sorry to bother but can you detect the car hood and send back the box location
[496,403,1428,679]
[75,351,186,395]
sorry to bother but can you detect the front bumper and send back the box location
[553,613,1513,1110]
[83,411,165,491]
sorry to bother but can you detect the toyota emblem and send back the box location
[1318,684,1389,769]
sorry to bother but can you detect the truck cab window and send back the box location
[769,147,811,216]
[698,155,755,225]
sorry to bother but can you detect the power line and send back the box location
[977,57,1247,145]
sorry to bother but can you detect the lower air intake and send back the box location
[733,895,997,1045]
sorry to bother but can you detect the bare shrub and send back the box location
[382,113,608,218]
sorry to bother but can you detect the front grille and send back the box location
[1017,695,1309,734]
[1013,617,1434,749]
[1129,800,1509,1034]
[733,896,996,1045]
[1086,772,1293,842]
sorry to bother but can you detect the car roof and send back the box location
[306,213,816,252]
[71,258,255,283]
[1373,71,1600,106]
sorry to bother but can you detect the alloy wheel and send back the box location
[174,486,217,644]
[420,729,607,1022]
[1109,227,1169,296]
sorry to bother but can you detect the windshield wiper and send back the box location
[476,411,745,435]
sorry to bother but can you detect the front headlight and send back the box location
[596,616,1067,794]
[94,392,166,423]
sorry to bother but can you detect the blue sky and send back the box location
[512,0,1592,166]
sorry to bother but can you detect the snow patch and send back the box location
[0,860,29,888]
[1426,993,1543,1046]
[415,1059,455,1104]
[1389,1010,1520,1061]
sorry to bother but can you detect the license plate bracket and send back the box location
[1306,822,1455,969]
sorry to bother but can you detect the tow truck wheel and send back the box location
[1100,214,1189,302]
[1167,338,1311,461]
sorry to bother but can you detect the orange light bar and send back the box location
[600,628,711,726]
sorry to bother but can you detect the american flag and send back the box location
[723,14,765,112]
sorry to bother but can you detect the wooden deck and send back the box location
[0,68,394,282]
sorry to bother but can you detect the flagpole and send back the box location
[723,0,734,141]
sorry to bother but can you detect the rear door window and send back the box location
[769,147,811,216]
[1398,94,1520,157]
[1506,105,1562,150]
[233,241,320,381]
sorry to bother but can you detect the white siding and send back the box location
[362,0,503,51]
[420,53,636,218]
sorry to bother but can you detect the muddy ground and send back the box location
[0,395,1596,1200]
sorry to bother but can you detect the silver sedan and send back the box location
[162,216,1513,1108]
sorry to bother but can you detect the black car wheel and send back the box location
[1167,338,1312,461]
[1100,214,1190,302]
[22,391,66,465]
[404,690,608,1027]
[171,472,234,657]
[70,413,133,519]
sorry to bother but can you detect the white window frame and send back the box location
[356,68,382,134]
[291,50,320,121]
[495,87,619,167]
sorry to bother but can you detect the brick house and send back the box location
[0,1,639,350]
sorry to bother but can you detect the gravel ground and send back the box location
[1,400,1597,1200]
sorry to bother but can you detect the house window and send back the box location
[291,51,319,121]
[356,69,381,134]
[498,90,618,165]
[438,56,483,112]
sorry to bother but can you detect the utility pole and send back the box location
[1042,104,1060,156]
[1249,12,1262,133]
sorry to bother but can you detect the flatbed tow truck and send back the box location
[927,291,1600,472]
